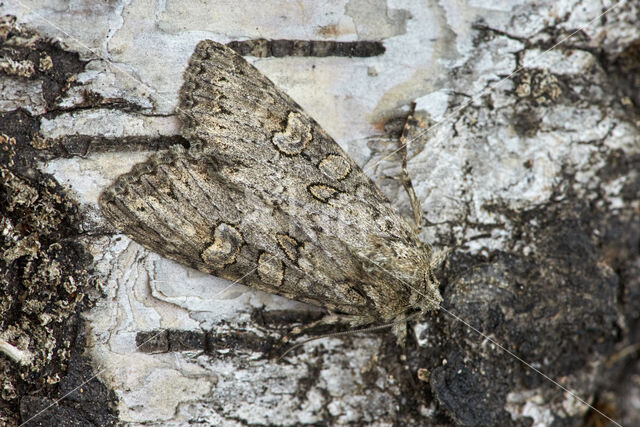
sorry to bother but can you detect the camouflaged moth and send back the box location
[99,40,443,343]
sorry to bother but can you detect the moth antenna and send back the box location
[396,101,422,233]
[381,102,423,233]
[279,310,424,360]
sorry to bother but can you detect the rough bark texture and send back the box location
[0,16,119,426]
[1,1,639,426]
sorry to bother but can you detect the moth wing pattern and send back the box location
[100,146,353,312]
[99,40,442,326]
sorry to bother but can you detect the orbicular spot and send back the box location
[308,184,340,203]
[276,234,299,262]
[201,223,243,269]
[318,154,351,181]
[257,252,284,287]
[271,112,312,155]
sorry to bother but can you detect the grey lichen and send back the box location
[0,15,118,425]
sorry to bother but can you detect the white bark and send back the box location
[5,0,638,425]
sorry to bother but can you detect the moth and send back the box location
[99,40,443,343]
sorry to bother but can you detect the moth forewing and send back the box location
[99,39,443,346]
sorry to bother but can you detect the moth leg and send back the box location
[286,312,375,339]
[282,312,409,356]
[392,320,408,347]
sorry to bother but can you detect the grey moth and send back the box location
[99,40,442,343]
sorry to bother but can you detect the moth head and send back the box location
[392,240,443,311]
[417,266,443,312]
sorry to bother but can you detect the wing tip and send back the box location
[98,145,188,212]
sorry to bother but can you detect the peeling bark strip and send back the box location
[136,329,278,356]
[52,135,189,158]
[226,39,385,57]
[136,329,204,353]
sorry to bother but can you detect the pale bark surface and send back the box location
[1,1,639,425]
